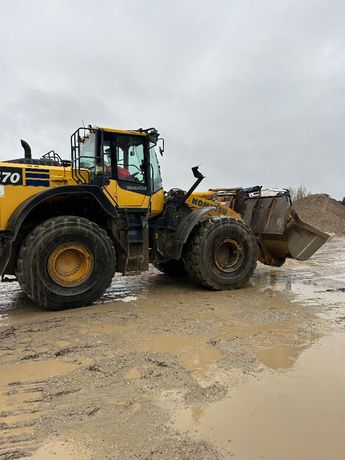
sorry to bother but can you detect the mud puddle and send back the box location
[0,360,78,386]
[174,332,345,460]
[170,238,345,459]
[254,236,345,321]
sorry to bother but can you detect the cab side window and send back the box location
[116,135,145,184]
[149,146,163,192]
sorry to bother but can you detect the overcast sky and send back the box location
[0,0,344,198]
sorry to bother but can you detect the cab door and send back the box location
[103,131,150,210]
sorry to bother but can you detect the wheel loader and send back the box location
[0,126,330,310]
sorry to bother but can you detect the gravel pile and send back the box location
[293,194,345,235]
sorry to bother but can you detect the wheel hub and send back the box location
[213,238,243,273]
[47,243,94,287]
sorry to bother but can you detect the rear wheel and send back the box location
[183,216,257,290]
[16,216,116,310]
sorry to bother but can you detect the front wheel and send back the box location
[16,216,116,310]
[183,216,257,290]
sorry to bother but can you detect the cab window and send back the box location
[116,135,145,184]
[79,133,97,169]
[149,144,163,192]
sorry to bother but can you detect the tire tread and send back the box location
[183,216,257,290]
[16,216,116,310]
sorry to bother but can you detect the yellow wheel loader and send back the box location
[0,126,330,310]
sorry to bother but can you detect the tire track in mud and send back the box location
[0,381,44,459]
[0,307,226,459]
[0,318,71,459]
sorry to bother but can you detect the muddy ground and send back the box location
[0,238,344,459]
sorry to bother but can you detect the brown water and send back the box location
[0,360,78,386]
[172,239,345,459]
[175,332,345,459]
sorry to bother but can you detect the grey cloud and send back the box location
[0,0,344,198]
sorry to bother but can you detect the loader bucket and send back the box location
[283,209,331,261]
[233,191,331,267]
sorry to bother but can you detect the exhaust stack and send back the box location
[20,139,31,159]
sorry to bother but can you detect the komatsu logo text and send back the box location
[192,197,208,207]
[190,197,228,214]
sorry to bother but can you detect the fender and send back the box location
[7,185,118,239]
[0,185,118,276]
[165,206,216,259]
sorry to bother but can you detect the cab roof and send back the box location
[96,126,147,137]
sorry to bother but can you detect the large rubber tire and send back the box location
[153,259,186,276]
[16,216,116,310]
[183,216,257,290]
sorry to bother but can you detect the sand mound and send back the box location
[293,194,345,235]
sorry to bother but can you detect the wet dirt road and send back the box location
[0,237,344,459]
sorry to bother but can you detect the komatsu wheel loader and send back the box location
[0,126,330,310]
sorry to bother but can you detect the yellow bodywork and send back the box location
[103,180,164,217]
[100,127,147,137]
[0,162,75,229]
[0,160,165,230]
[186,192,241,220]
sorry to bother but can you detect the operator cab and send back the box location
[71,126,164,212]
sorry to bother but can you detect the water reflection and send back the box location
[174,333,345,460]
